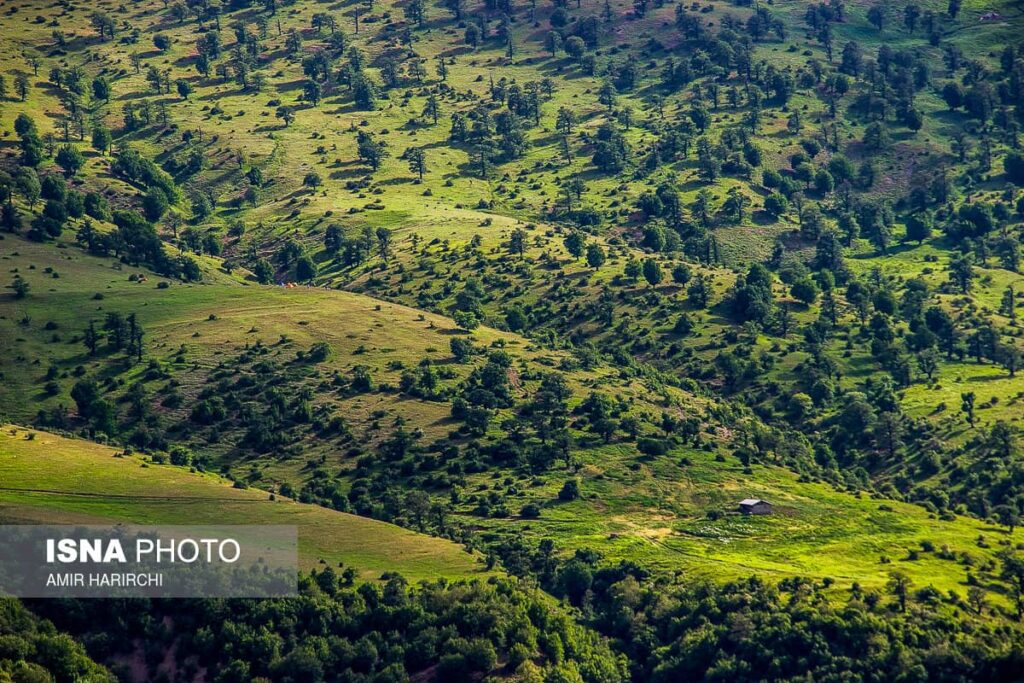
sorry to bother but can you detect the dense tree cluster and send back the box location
[0,599,114,682]
[36,577,626,683]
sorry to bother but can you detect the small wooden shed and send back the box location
[738,498,772,515]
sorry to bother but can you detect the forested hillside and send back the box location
[3,0,1024,679]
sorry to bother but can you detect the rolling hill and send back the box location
[0,425,487,581]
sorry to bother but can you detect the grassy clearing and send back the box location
[0,425,487,581]
[467,441,1017,597]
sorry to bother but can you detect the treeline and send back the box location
[588,571,1024,682]
[33,576,627,683]
[27,563,1024,683]
[471,536,1024,681]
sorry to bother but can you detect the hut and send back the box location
[738,499,772,515]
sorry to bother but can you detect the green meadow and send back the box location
[0,425,487,581]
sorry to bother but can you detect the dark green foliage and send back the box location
[582,574,1024,682]
[36,578,626,683]
[0,599,114,682]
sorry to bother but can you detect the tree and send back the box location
[961,391,976,427]
[15,168,40,208]
[688,275,712,308]
[91,77,110,102]
[998,344,1021,377]
[464,23,481,49]
[556,559,592,605]
[997,505,1019,535]
[357,132,388,170]
[867,5,885,31]
[406,147,427,180]
[942,82,964,111]
[91,125,112,155]
[904,107,923,133]
[444,0,464,20]
[558,479,581,501]
[764,192,788,218]
[814,169,835,195]
[564,232,586,259]
[303,79,322,106]
[142,187,170,222]
[916,347,939,381]
[1005,152,1024,185]
[556,107,577,137]
[91,12,115,40]
[586,243,606,269]
[949,253,974,293]
[642,258,663,287]
[303,172,323,191]
[404,0,426,26]
[295,256,317,282]
[863,122,891,151]
[55,145,85,177]
[564,36,585,61]
[598,80,617,112]
[545,31,562,57]
[176,79,193,100]
[276,106,295,127]
[509,228,527,259]
[506,307,528,332]
[886,571,911,612]
[376,227,393,263]
[422,94,440,124]
[14,74,29,101]
[905,213,932,244]
[790,277,819,305]
[83,321,98,356]
[253,258,274,284]
[964,585,986,615]
[724,186,749,223]
[903,3,921,32]
[1000,551,1024,619]
[11,278,29,299]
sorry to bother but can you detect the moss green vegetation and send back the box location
[0,238,1016,602]
[2,0,1024,677]
[468,440,1015,595]
[0,425,486,581]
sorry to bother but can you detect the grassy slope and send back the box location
[1,0,1023,605]
[0,232,685,473]
[3,234,1017,596]
[0,424,487,581]
[1,0,1021,442]
[466,438,1017,595]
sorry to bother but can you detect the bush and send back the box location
[520,503,541,518]
[558,479,581,501]
[637,437,669,456]
[306,342,333,362]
